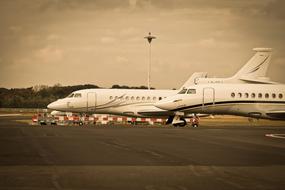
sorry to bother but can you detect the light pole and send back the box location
[144,32,156,90]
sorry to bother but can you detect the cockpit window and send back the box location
[178,88,187,94]
[67,93,74,98]
[187,89,196,94]
[74,93,82,98]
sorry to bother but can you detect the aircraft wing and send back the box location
[137,106,174,117]
[266,110,285,120]
[137,107,211,118]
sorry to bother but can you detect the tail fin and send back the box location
[180,48,274,87]
[179,72,208,90]
[233,48,272,82]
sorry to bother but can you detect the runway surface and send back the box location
[0,116,285,190]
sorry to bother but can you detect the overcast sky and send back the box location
[0,0,284,89]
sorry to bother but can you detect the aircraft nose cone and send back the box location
[154,100,173,110]
[47,100,66,110]
[47,102,56,110]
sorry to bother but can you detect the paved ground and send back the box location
[0,116,285,190]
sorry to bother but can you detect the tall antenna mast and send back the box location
[144,32,156,90]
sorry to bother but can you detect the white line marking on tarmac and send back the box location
[265,134,285,139]
[0,114,22,117]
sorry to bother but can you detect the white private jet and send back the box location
[47,48,274,126]
[155,83,285,127]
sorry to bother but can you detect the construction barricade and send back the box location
[32,113,192,126]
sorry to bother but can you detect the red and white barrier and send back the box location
[32,113,193,125]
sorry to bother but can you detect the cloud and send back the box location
[47,34,60,41]
[116,56,129,64]
[129,0,137,8]
[120,27,138,36]
[37,0,131,11]
[274,57,285,66]
[9,26,22,33]
[198,38,216,48]
[197,38,239,49]
[0,0,284,88]
[263,0,285,20]
[0,0,275,13]
[100,36,117,44]
[36,46,64,63]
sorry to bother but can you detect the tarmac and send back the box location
[0,115,285,190]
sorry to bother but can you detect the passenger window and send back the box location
[136,96,140,101]
[131,96,135,100]
[125,96,129,100]
[147,97,151,101]
[279,94,283,99]
[115,96,118,99]
[153,97,157,101]
[245,93,249,98]
[187,89,196,94]
[251,93,256,98]
[142,97,145,101]
[238,93,242,98]
[159,97,162,100]
[110,96,113,100]
[265,93,269,99]
[178,88,187,94]
[272,93,276,99]
[258,93,262,98]
[231,93,235,98]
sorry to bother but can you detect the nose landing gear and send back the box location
[173,118,187,127]
[167,113,200,127]
[170,113,187,127]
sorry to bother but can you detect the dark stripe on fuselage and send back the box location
[64,101,155,112]
[171,100,285,112]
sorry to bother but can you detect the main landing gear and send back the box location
[173,118,187,127]
[166,113,199,127]
[166,114,187,127]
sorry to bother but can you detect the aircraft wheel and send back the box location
[178,119,187,127]
[173,123,179,127]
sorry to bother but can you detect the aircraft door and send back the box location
[87,92,96,112]
[203,87,215,108]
